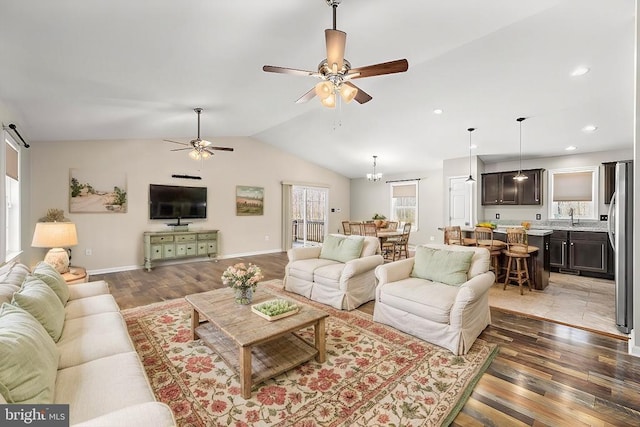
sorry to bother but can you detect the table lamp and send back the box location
[31,222,78,274]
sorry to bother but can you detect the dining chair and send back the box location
[443,226,463,245]
[342,221,351,235]
[349,222,364,236]
[391,222,411,261]
[474,226,505,283]
[363,222,378,237]
[386,221,399,231]
[502,227,531,294]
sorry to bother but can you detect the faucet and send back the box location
[568,208,575,226]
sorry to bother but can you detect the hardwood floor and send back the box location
[93,252,640,426]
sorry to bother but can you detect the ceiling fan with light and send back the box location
[164,108,234,161]
[263,0,409,108]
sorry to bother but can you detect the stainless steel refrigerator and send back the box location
[607,160,633,334]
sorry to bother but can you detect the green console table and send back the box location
[143,230,218,271]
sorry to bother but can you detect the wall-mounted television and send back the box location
[149,184,207,221]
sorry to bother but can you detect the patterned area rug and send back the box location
[123,280,497,426]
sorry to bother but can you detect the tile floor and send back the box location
[489,272,625,338]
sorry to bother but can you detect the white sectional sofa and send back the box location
[374,243,494,355]
[284,234,384,310]
[0,261,175,426]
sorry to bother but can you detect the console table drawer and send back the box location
[197,233,217,240]
[176,234,196,242]
[150,235,174,243]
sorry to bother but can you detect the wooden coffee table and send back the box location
[185,287,329,398]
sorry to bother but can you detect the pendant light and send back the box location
[465,128,476,184]
[367,155,383,182]
[514,117,528,181]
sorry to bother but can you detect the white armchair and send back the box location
[373,243,494,355]
[284,235,384,310]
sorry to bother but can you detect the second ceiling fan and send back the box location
[164,108,234,161]
[263,0,409,108]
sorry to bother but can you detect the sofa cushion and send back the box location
[313,263,346,289]
[33,261,70,305]
[0,262,30,287]
[289,258,339,282]
[0,303,59,403]
[411,246,473,286]
[12,275,65,342]
[57,312,135,369]
[65,294,120,320]
[67,280,110,300]
[320,234,365,263]
[55,352,157,424]
[378,278,461,323]
[0,283,20,306]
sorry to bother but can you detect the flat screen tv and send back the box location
[149,184,207,222]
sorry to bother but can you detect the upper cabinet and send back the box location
[481,169,543,205]
[603,161,616,204]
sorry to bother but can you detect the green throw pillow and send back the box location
[0,303,59,403]
[32,261,70,305]
[411,247,473,286]
[12,275,65,342]
[319,235,365,263]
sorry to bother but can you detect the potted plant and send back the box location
[372,214,388,228]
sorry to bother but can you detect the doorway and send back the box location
[291,186,328,247]
[449,176,472,226]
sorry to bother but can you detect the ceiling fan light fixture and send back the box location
[200,150,211,159]
[321,92,336,108]
[315,81,334,100]
[189,150,201,160]
[339,83,358,103]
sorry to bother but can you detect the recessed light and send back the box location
[433,109,443,115]
[571,66,590,77]
[582,125,597,133]
[565,146,577,151]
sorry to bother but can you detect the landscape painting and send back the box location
[69,169,127,213]
[236,185,264,216]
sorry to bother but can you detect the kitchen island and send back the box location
[460,226,552,290]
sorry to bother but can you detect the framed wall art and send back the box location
[236,185,264,216]
[69,169,127,213]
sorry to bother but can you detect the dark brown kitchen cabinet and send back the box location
[481,169,543,205]
[603,161,616,204]
[549,230,613,279]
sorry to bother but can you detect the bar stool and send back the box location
[474,226,505,283]
[444,226,463,245]
[502,227,531,295]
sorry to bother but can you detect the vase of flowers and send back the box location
[221,263,264,305]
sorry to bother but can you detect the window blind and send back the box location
[6,142,18,181]
[392,184,416,198]
[552,171,592,201]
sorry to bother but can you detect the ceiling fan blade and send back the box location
[210,146,234,151]
[295,88,317,104]
[349,59,409,79]
[325,29,346,70]
[204,149,215,156]
[170,148,192,152]
[164,139,188,146]
[344,82,372,104]
[263,65,315,77]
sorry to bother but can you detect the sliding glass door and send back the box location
[292,186,328,247]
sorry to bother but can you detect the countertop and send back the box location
[460,226,553,236]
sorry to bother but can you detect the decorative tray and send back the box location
[251,299,299,321]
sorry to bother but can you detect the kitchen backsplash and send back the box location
[484,219,608,232]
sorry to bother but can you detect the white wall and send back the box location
[28,137,350,272]
[481,148,633,222]
[350,169,443,245]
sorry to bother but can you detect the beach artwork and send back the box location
[69,169,127,213]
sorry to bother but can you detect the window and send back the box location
[3,132,21,262]
[390,180,418,230]
[548,166,598,220]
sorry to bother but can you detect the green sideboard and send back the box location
[143,229,218,271]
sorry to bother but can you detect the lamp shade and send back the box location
[31,222,78,248]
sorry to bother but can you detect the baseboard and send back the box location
[87,248,284,275]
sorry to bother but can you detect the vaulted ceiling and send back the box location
[0,0,634,177]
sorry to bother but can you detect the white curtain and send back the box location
[281,183,293,251]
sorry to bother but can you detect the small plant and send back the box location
[253,299,298,317]
[372,213,386,220]
[38,208,69,222]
